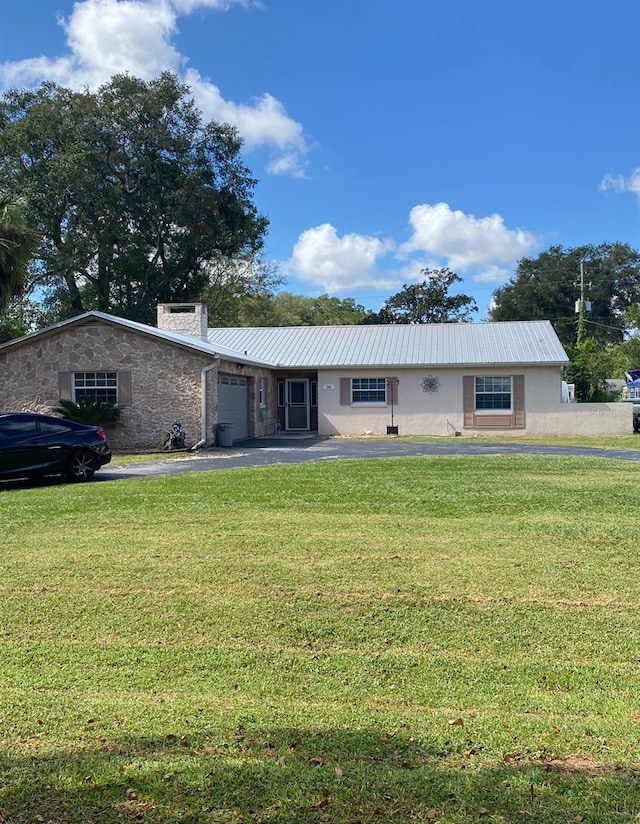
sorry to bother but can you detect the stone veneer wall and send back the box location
[156,303,208,340]
[0,322,213,451]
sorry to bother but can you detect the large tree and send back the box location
[0,299,49,344]
[199,253,283,327]
[0,73,268,324]
[0,194,38,314]
[364,268,477,324]
[239,291,369,327]
[489,243,640,346]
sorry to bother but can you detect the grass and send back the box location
[333,433,640,450]
[1,454,640,822]
[441,433,640,450]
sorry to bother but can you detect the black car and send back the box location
[0,413,112,483]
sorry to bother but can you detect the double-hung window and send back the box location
[340,376,398,407]
[475,376,511,410]
[58,370,132,408]
[463,375,524,430]
[352,377,386,404]
[73,372,118,404]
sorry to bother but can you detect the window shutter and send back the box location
[58,371,71,400]
[340,378,351,405]
[118,371,132,406]
[386,377,398,406]
[463,376,474,428]
[513,374,525,428]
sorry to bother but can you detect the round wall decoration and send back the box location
[422,375,440,394]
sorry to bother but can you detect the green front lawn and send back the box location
[1,455,639,822]
[332,433,640,450]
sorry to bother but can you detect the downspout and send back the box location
[191,356,220,451]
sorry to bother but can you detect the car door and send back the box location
[0,415,55,476]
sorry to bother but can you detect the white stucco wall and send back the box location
[524,403,632,435]
[316,367,632,436]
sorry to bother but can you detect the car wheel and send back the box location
[67,449,97,482]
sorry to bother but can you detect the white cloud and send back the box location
[286,224,396,292]
[400,202,537,272]
[0,0,307,176]
[170,0,256,11]
[285,204,538,296]
[599,168,640,200]
[67,0,183,84]
[0,0,183,89]
[184,69,308,176]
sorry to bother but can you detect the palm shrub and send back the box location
[52,397,121,425]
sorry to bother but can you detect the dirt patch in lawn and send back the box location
[505,750,639,778]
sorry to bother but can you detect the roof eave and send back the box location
[275,359,570,369]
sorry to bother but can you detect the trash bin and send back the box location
[216,422,234,447]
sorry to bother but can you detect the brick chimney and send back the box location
[156,303,208,341]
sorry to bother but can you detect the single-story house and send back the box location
[0,302,631,450]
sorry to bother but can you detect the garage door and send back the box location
[217,374,249,441]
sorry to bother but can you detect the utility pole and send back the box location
[575,261,590,345]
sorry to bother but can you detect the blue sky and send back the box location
[2,0,639,319]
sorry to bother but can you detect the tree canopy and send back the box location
[489,243,640,346]
[364,268,477,324]
[563,337,612,402]
[241,291,369,327]
[0,73,269,325]
[0,194,38,314]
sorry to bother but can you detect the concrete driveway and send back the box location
[100,435,640,480]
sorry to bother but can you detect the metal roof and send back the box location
[0,312,568,370]
[206,321,569,368]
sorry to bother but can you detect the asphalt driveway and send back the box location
[100,436,640,480]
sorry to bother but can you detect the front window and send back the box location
[258,377,266,408]
[352,378,386,404]
[73,372,118,404]
[475,376,511,410]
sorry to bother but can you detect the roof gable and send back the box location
[0,311,276,367]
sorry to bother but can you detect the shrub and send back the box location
[52,397,121,425]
